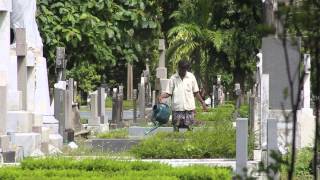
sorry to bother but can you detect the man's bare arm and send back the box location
[158,93,171,103]
[194,92,208,112]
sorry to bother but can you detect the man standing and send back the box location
[159,60,208,131]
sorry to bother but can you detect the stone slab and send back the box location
[129,126,193,138]
[262,37,300,110]
[49,134,63,149]
[0,84,7,135]
[91,139,141,152]
[2,151,15,163]
[7,111,32,133]
[10,133,41,157]
[0,135,10,152]
[7,91,21,111]
[156,67,167,79]
[0,0,12,11]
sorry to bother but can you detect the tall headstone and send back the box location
[97,87,106,124]
[133,89,137,123]
[236,118,248,177]
[297,54,315,148]
[88,92,100,126]
[16,28,27,110]
[0,0,11,136]
[267,118,279,178]
[155,39,167,93]
[55,47,66,81]
[127,63,133,100]
[139,78,145,120]
[262,37,300,110]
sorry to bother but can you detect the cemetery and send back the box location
[0,0,319,179]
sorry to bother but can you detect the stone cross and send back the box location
[55,47,66,81]
[16,28,28,110]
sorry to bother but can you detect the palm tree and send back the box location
[166,0,224,89]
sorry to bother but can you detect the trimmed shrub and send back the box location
[131,126,236,159]
[0,158,232,180]
[96,128,128,139]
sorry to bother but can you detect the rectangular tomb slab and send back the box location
[91,139,141,152]
[10,133,41,157]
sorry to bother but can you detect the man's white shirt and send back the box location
[164,72,199,111]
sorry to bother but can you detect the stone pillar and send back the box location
[236,118,248,177]
[54,81,67,136]
[139,78,145,120]
[16,28,28,110]
[88,92,100,126]
[302,54,311,109]
[0,1,11,135]
[261,74,269,148]
[55,47,66,82]
[0,72,8,135]
[152,90,156,107]
[26,51,35,112]
[267,118,279,178]
[97,87,106,124]
[155,39,167,96]
[127,63,133,100]
[133,89,137,123]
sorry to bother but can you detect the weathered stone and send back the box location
[156,67,167,79]
[0,72,7,135]
[91,139,141,152]
[49,134,63,149]
[7,111,32,133]
[97,87,106,124]
[15,28,27,56]
[10,133,41,157]
[236,118,248,177]
[262,37,300,110]
[88,92,100,126]
[0,135,10,152]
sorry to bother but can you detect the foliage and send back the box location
[37,0,161,92]
[105,98,134,110]
[131,127,236,159]
[195,104,235,122]
[0,158,232,180]
[238,104,249,118]
[167,0,263,91]
[97,128,128,139]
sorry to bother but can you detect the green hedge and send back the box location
[195,104,235,122]
[105,98,134,110]
[131,126,236,159]
[0,158,232,180]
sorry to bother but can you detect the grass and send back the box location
[105,97,134,110]
[0,158,232,180]
[96,128,128,139]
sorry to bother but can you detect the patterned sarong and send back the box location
[172,111,195,130]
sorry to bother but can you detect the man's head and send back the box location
[178,60,190,78]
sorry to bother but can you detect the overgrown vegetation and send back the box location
[131,127,236,159]
[0,158,232,180]
[97,128,129,139]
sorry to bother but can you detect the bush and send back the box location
[105,98,133,110]
[0,158,232,180]
[195,104,235,122]
[238,105,249,118]
[96,128,128,139]
[131,126,236,159]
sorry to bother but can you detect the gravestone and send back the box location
[236,118,248,177]
[139,78,145,120]
[127,63,133,100]
[97,87,106,124]
[262,36,300,110]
